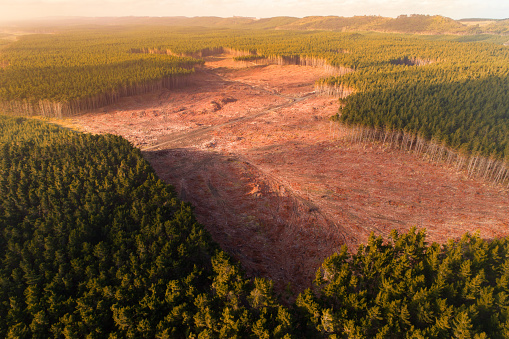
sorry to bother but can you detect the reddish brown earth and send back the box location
[70,54,509,295]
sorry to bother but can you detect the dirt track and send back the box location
[72,55,509,296]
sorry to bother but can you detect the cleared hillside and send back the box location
[68,54,509,296]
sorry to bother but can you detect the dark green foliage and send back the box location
[321,34,509,162]
[340,76,509,160]
[297,229,509,338]
[0,115,293,338]
[0,31,201,103]
[233,55,265,62]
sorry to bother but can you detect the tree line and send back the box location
[0,31,202,116]
[1,26,509,174]
[0,115,293,338]
[2,116,509,338]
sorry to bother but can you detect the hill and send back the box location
[376,14,470,34]
[1,15,297,30]
[274,15,390,31]
[4,14,502,35]
[482,19,509,34]
[276,14,471,34]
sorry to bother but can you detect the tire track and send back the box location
[141,64,351,243]
[140,67,315,151]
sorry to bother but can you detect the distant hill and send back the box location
[275,15,471,34]
[375,14,470,34]
[274,15,390,31]
[3,14,508,35]
[481,19,509,34]
[274,14,476,34]
[242,16,300,29]
[1,16,297,30]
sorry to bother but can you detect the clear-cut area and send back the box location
[69,54,509,294]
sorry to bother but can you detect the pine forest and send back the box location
[1,19,509,337]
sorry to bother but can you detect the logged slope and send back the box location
[69,54,509,295]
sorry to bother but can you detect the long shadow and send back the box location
[143,147,346,297]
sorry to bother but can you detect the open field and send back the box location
[70,54,509,294]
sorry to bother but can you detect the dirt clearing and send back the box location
[70,54,509,295]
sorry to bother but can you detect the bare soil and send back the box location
[69,54,509,296]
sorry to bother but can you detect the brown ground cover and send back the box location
[70,54,509,295]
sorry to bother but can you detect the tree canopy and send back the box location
[2,116,509,337]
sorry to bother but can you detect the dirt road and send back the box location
[141,68,315,151]
[72,54,509,295]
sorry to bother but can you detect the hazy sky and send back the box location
[1,0,508,23]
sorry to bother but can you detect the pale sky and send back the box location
[1,0,508,23]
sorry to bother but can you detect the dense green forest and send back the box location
[324,34,509,185]
[3,116,509,337]
[0,115,293,338]
[298,229,509,338]
[0,30,202,116]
